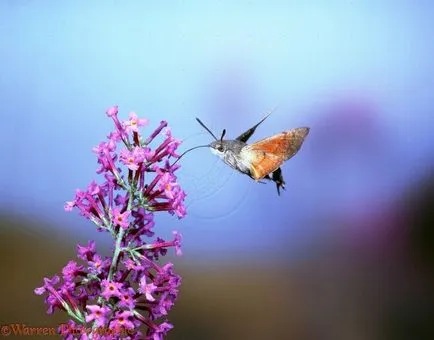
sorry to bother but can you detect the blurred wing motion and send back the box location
[235,108,276,143]
[240,127,310,180]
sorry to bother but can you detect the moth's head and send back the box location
[209,140,227,157]
[194,117,229,157]
[206,126,228,157]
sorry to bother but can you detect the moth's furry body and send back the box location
[210,140,250,175]
[196,111,309,195]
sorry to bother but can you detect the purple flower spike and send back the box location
[36,106,187,339]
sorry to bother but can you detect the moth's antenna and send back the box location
[196,118,218,141]
[220,129,226,141]
[171,144,210,166]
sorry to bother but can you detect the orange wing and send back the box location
[240,127,310,180]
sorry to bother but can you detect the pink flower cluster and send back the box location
[35,106,187,339]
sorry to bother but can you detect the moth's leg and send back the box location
[260,174,272,184]
[257,170,285,193]
[271,168,286,195]
[248,171,267,184]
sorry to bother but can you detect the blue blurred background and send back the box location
[1,1,433,339]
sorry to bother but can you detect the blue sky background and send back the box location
[1,1,434,261]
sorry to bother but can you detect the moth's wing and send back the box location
[240,127,310,180]
[235,109,275,143]
[240,147,282,181]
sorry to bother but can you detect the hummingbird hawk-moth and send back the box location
[176,110,310,195]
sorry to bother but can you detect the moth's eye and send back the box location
[217,145,224,152]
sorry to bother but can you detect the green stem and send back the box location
[107,227,125,281]
[90,188,135,336]
[107,186,135,280]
